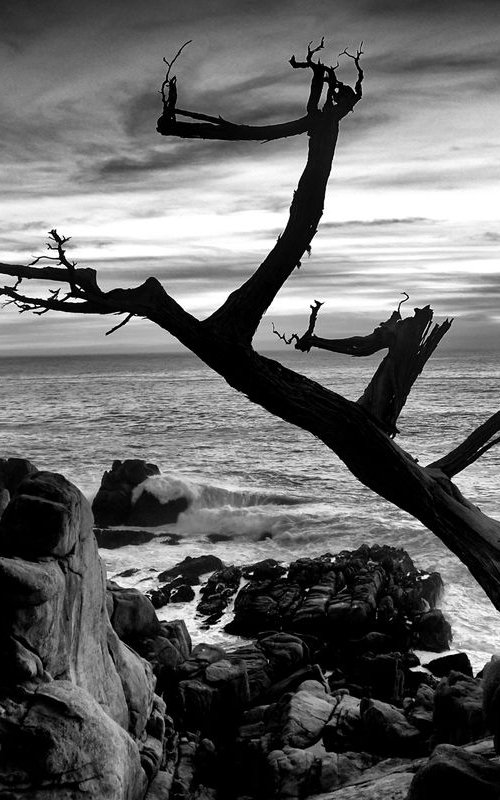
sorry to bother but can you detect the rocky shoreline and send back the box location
[1,457,500,799]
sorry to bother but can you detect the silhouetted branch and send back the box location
[105,312,135,336]
[429,411,500,477]
[271,322,298,346]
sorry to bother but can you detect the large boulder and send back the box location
[92,459,190,528]
[0,470,165,798]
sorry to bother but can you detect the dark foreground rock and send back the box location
[92,459,190,527]
[3,462,500,800]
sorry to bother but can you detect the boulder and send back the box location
[432,671,486,746]
[412,609,452,651]
[407,742,500,800]
[482,655,500,752]
[107,581,161,642]
[267,684,335,749]
[158,555,224,584]
[427,651,473,678]
[323,693,363,753]
[92,459,160,526]
[360,698,425,756]
[0,470,164,798]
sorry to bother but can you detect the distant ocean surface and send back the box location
[1,348,499,670]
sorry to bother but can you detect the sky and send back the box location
[1,0,499,355]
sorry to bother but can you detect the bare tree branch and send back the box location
[428,411,500,477]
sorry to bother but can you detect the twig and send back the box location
[105,312,134,336]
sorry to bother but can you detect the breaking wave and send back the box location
[131,472,322,540]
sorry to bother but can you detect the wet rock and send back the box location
[128,488,189,527]
[197,565,242,619]
[242,558,287,581]
[427,651,473,678]
[258,632,309,679]
[158,554,224,584]
[92,458,160,526]
[432,671,486,746]
[94,527,156,548]
[170,583,196,603]
[407,742,500,800]
[412,609,452,652]
[227,579,303,633]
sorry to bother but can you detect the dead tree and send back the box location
[2,44,500,611]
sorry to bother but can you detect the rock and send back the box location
[242,558,287,581]
[432,671,486,746]
[128,487,189,526]
[412,609,452,651]
[407,742,500,800]
[95,527,156,548]
[92,458,160,526]
[258,632,309,679]
[0,456,38,495]
[0,470,164,797]
[267,685,335,749]
[267,746,375,800]
[227,580,303,633]
[427,651,473,678]
[482,655,500,752]
[407,684,435,736]
[0,681,148,799]
[158,555,224,584]
[360,698,425,756]
[197,565,241,619]
[170,583,196,603]
[323,693,363,753]
[107,581,161,642]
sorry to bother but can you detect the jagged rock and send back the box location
[0,470,164,798]
[197,565,242,619]
[158,555,224,584]
[412,609,452,651]
[432,671,486,746]
[407,742,500,800]
[92,459,160,526]
[427,651,473,678]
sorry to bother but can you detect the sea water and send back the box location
[1,348,499,670]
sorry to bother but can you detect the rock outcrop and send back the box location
[92,459,190,528]
[0,470,165,798]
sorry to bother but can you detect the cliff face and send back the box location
[0,469,164,799]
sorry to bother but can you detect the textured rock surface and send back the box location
[0,470,164,799]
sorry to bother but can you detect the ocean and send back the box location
[1,348,499,670]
